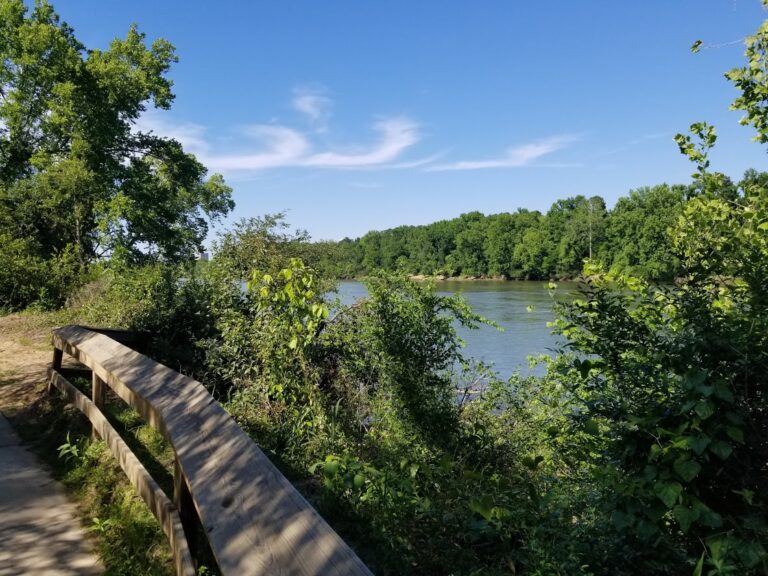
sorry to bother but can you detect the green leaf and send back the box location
[653,481,683,508]
[673,457,701,482]
[691,39,703,53]
[584,418,599,435]
[611,510,635,530]
[684,368,708,389]
[522,455,544,470]
[706,536,730,562]
[469,495,494,521]
[672,505,700,533]
[709,440,733,460]
[694,401,715,420]
[693,552,705,576]
[737,541,766,569]
[725,426,744,443]
[713,383,734,402]
[699,508,723,528]
[686,435,711,455]
[353,473,365,489]
[732,488,755,506]
[323,460,340,478]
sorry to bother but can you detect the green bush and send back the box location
[0,234,83,311]
[73,263,215,372]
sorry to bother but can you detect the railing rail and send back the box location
[49,325,372,576]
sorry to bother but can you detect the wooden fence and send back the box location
[49,325,372,576]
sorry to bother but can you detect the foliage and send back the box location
[553,266,767,573]
[599,185,686,279]
[19,3,768,575]
[0,0,232,310]
[317,190,693,281]
[57,431,85,463]
[72,262,215,372]
[0,231,83,310]
[542,12,768,573]
[13,390,174,575]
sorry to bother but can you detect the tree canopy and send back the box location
[0,0,232,273]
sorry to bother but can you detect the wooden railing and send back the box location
[49,325,372,576]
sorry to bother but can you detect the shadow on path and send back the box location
[0,396,102,575]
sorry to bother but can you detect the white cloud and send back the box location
[199,118,420,171]
[206,125,309,170]
[292,86,332,131]
[304,119,419,167]
[426,134,578,171]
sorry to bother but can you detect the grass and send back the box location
[12,383,176,576]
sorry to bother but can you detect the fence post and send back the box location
[48,347,63,394]
[174,457,198,560]
[91,373,105,440]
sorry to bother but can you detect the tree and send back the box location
[541,196,606,275]
[551,10,768,573]
[0,0,233,270]
[446,212,487,276]
[602,185,686,280]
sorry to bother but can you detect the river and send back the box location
[333,280,579,380]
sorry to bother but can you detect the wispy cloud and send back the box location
[292,86,332,132]
[426,134,578,172]
[303,119,419,167]
[136,93,579,175]
[594,132,670,157]
[206,125,310,171]
[134,100,423,172]
[191,117,421,172]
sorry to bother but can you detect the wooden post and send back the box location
[91,373,105,440]
[174,457,198,560]
[48,347,63,394]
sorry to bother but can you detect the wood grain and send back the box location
[48,368,196,576]
[52,325,372,576]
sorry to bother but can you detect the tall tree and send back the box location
[601,184,686,279]
[0,0,233,266]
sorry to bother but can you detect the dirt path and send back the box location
[0,314,53,415]
[0,313,103,575]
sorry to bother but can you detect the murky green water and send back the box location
[334,280,578,379]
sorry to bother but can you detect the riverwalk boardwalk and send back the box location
[0,413,102,575]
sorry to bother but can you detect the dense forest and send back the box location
[318,174,762,281]
[1,1,768,575]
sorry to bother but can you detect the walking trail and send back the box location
[0,314,103,575]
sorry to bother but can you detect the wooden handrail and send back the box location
[50,325,372,576]
[47,369,196,576]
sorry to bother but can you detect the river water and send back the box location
[333,280,579,380]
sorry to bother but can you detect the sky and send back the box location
[49,0,768,241]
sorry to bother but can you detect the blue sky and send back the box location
[53,0,767,240]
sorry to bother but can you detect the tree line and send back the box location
[2,1,768,574]
[321,173,761,281]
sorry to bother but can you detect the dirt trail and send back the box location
[0,314,55,415]
[0,313,103,575]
